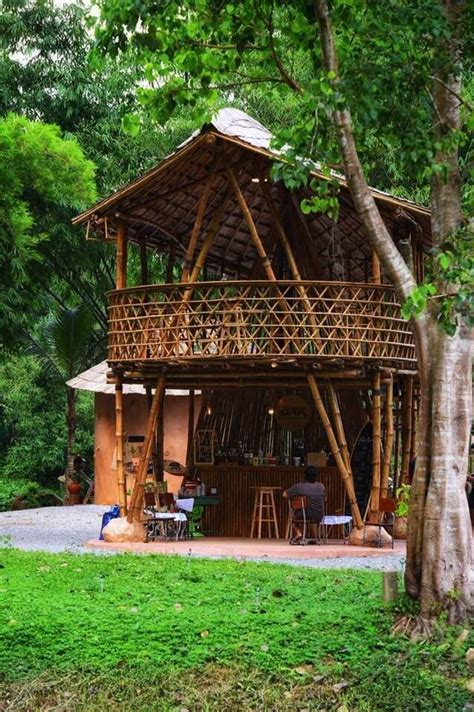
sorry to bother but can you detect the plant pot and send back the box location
[67,482,81,495]
[394,516,408,540]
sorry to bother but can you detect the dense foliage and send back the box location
[0,550,471,711]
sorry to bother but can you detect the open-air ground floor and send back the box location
[0,505,406,571]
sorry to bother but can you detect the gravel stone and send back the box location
[0,505,405,571]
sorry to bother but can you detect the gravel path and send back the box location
[0,505,404,571]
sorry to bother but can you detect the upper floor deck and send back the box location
[107,279,415,374]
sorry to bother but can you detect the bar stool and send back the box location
[250,487,280,538]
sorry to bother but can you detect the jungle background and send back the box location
[0,0,471,510]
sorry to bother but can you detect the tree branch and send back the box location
[312,0,416,301]
[430,74,473,112]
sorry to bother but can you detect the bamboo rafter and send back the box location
[107,280,416,368]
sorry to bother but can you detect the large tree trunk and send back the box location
[65,388,77,488]
[407,320,472,621]
[313,0,472,621]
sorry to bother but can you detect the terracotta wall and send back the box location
[94,393,201,504]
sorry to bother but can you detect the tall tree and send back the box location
[94,0,473,621]
[26,304,96,487]
[0,112,96,344]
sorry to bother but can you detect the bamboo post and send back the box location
[186,388,195,468]
[369,372,382,521]
[114,376,127,516]
[327,382,352,473]
[156,389,164,482]
[127,375,166,523]
[166,242,176,283]
[259,180,322,347]
[139,237,148,285]
[381,374,394,497]
[227,168,279,283]
[400,376,414,485]
[290,195,321,278]
[115,222,128,290]
[182,169,216,282]
[307,375,363,529]
[187,185,232,287]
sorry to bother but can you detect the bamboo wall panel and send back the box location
[108,280,416,368]
[196,465,344,538]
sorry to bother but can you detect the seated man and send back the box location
[283,466,325,543]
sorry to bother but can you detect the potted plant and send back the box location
[394,484,411,539]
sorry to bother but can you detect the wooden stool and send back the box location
[250,487,280,539]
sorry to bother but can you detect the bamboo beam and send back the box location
[115,222,128,290]
[139,237,148,285]
[368,372,382,521]
[307,374,363,529]
[114,377,127,516]
[400,375,414,485]
[127,375,166,523]
[226,168,279,282]
[381,374,394,497]
[186,388,195,468]
[187,186,232,286]
[182,168,216,282]
[327,381,352,473]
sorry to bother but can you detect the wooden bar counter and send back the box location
[196,465,344,538]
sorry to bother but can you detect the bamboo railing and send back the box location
[107,280,415,367]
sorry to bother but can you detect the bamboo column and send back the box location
[115,222,128,289]
[227,168,279,283]
[307,375,363,529]
[372,251,381,284]
[327,382,352,473]
[400,375,414,485]
[114,376,127,516]
[182,169,216,281]
[368,373,382,521]
[166,243,176,283]
[186,388,195,468]
[381,374,394,498]
[127,375,166,523]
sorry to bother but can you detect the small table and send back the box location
[320,515,353,544]
[145,512,188,541]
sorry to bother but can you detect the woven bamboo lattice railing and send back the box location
[107,280,416,367]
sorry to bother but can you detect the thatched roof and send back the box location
[74,108,431,283]
[66,361,194,396]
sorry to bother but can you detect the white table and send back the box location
[320,515,353,543]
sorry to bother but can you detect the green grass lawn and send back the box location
[0,549,471,711]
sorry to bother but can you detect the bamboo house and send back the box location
[73,109,429,539]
